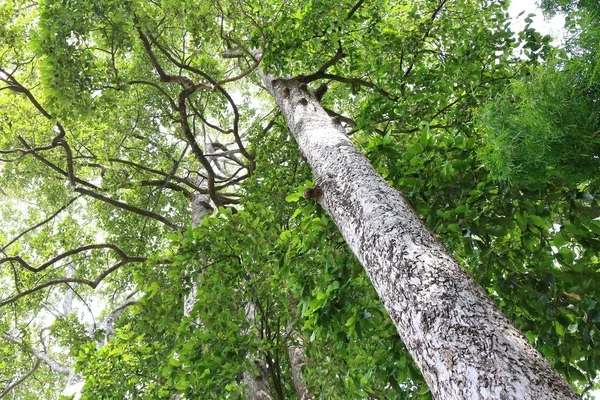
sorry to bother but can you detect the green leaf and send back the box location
[285,192,301,202]
[552,231,566,247]
[528,215,548,228]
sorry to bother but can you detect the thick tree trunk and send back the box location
[261,75,579,400]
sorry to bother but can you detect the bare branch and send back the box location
[134,24,194,86]
[177,87,220,206]
[0,334,71,375]
[135,25,222,206]
[0,142,57,155]
[0,359,40,398]
[106,158,205,193]
[347,0,366,20]
[92,299,138,340]
[316,46,346,74]
[1,197,80,253]
[323,107,356,128]
[146,34,254,165]
[0,243,139,274]
[0,258,145,308]
[138,179,193,198]
[74,187,183,230]
[0,68,54,120]
[302,72,396,100]
[402,0,448,80]
[127,80,177,110]
[17,136,99,190]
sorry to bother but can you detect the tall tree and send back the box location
[260,73,577,399]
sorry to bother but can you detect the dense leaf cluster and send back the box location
[0,0,598,398]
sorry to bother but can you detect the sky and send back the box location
[509,0,566,46]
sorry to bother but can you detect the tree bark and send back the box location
[261,74,579,400]
[243,302,274,400]
[287,336,312,400]
[286,298,313,400]
[243,360,273,400]
[187,195,273,400]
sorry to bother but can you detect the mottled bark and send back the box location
[287,336,312,400]
[243,303,274,400]
[183,193,212,318]
[59,266,84,400]
[243,361,273,400]
[191,192,214,229]
[261,74,579,400]
[287,298,313,400]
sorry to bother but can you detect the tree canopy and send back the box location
[0,0,599,398]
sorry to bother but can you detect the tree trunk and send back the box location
[243,302,274,400]
[286,298,313,400]
[243,361,274,400]
[261,75,579,400]
[186,194,273,400]
[287,336,312,400]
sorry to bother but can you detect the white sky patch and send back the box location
[509,0,566,46]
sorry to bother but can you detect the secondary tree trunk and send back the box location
[287,298,313,400]
[287,335,312,400]
[261,75,579,400]
[188,193,273,400]
[243,303,274,400]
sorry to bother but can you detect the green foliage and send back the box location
[476,2,600,189]
[357,100,600,394]
[475,62,600,188]
[1,0,600,398]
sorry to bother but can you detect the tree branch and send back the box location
[0,70,77,187]
[135,25,221,205]
[315,46,346,74]
[177,87,220,206]
[134,24,194,86]
[302,72,396,100]
[17,137,99,190]
[0,243,140,274]
[127,80,177,110]
[74,187,183,230]
[0,359,40,398]
[347,0,366,20]
[0,258,145,308]
[402,0,448,80]
[138,180,193,198]
[146,33,254,165]
[106,158,205,193]
[1,197,80,253]
[0,334,71,375]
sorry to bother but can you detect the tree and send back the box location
[1,0,599,398]
[260,72,577,398]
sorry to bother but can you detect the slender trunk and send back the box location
[287,335,312,400]
[182,192,213,319]
[243,360,274,400]
[243,303,274,400]
[187,185,274,400]
[287,298,312,400]
[261,75,579,400]
[60,265,84,400]
[183,194,273,399]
